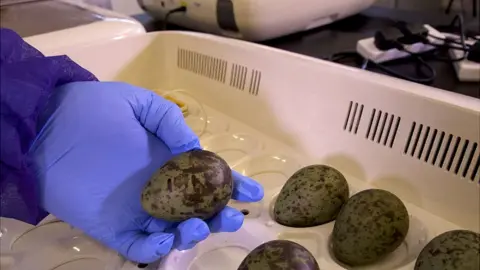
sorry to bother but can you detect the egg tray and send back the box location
[0,99,465,270]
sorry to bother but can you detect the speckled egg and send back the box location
[414,230,480,270]
[273,165,349,227]
[332,189,409,266]
[141,149,233,222]
[237,240,320,270]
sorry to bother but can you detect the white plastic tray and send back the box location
[0,99,470,270]
[1,31,479,270]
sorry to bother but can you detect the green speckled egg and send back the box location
[332,189,409,266]
[237,240,320,270]
[414,230,480,270]
[141,150,233,222]
[273,165,349,227]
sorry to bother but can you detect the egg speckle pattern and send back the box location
[237,240,320,270]
[332,189,409,266]
[141,150,233,222]
[414,230,480,270]
[274,165,349,228]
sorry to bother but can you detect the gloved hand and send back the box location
[28,81,264,263]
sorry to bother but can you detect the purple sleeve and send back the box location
[0,28,98,225]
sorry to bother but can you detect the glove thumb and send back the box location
[116,232,175,264]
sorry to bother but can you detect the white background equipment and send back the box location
[138,0,376,41]
[1,0,146,52]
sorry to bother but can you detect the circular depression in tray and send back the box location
[228,153,303,220]
[161,90,204,117]
[186,116,230,138]
[231,153,303,191]
[9,221,123,270]
[0,217,34,251]
[11,221,82,252]
[202,133,263,166]
[277,231,324,258]
[159,221,277,270]
[227,199,263,220]
[161,90,214,138]
[325,214,429,270]
[14,255,114,270]
[52,258,106,270]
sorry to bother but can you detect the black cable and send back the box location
[328,52,363,63]
[369,27,440,80]
[434,14,469,62]
[326,15,475,84]
[450,14,467,43]
[391,20,471,55]
[474,0,478,17]
[378,42,437,84]
[435,42,470,51]
[445,0,455,14]
[409,14,470,62]
[162,6,187,30]
[328,51,436,85]
[427,34,471,49]
[367,56,436,84]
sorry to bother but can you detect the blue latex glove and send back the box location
[28,81,264,263]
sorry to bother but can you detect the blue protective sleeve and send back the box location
[0,28,97,224]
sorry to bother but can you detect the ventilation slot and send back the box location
[248,70,261,96]
[343,101,364,134]
[365,109,401,148]
[177,48,227,83]
[230,64,248,90]
[404,122,480,182]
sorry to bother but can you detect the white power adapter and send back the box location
[356,24,480,82]
[356,25,438,64]
[424,25,480,82]
[450,49,480,82]
[356,38,434,63]
[449,39,480,82]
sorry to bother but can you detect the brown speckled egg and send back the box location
[332,189,409,266]
[273,165,349,228]
[141,150,233,222]
[237,240,320,270]
[414,230,480,270]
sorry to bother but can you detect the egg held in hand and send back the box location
[141,149,233,222]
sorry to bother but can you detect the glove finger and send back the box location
[173,218,210,251]
[128,85,201,154]
[231,170,264,202]
[144,217,176,234]
[207,206,244,233]
[119,232,175,264]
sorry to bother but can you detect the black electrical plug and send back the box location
[394,22,429,45]
[374,31,402,51]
